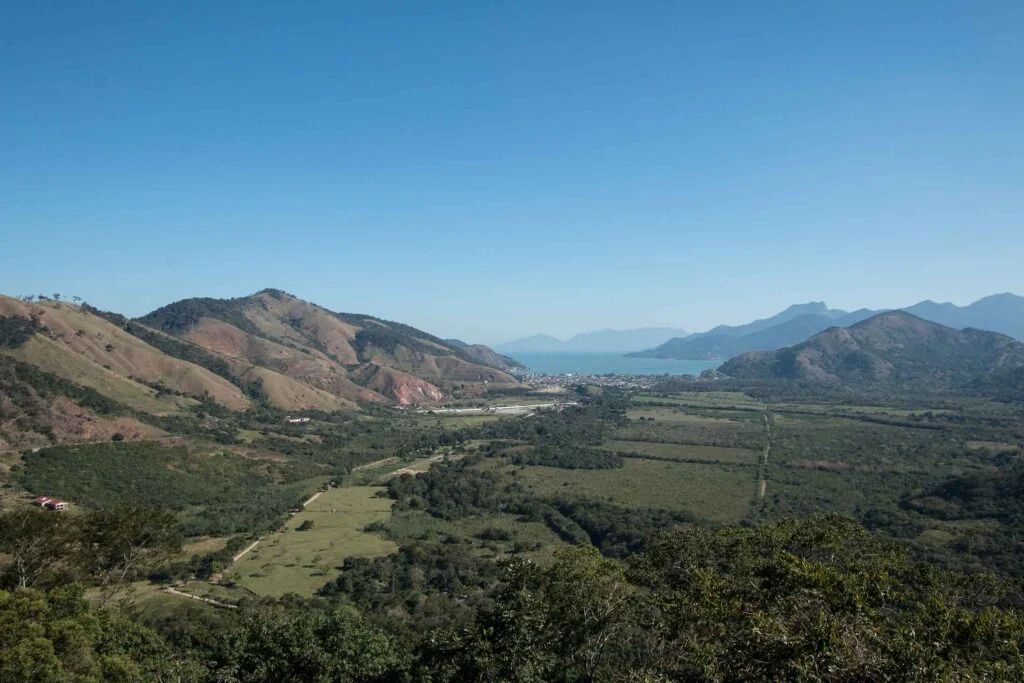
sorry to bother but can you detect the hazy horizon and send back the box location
[3,2,1022,345]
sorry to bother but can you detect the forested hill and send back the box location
[719,311,1024,393]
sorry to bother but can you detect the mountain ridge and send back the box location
[0,289,520,417]
[496,327,688,354]
[631,293,1024,360]
[718,311,1024,394]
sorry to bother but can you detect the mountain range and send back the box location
[496,327,688,354]
[0,288,519,449]
[718,311,1024,393]
[630,293,1024,360]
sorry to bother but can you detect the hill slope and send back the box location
[631,310,878,360]
[718,311,1024,392]
[136,289,519,408]
[0,296,251,413]
[444,340,524,373]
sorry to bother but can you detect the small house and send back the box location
[32,496,69,511]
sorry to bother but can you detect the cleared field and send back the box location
[626,407,740,424]
[603,439,758,465]
[182,536,230,556]
[510,459,755,525]
[966,440,1021,452]
[386,510,566,563]
[403,414,503,428]
[233,486,398,597]
[633,392,763,409]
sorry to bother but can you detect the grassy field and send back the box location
[232,486,398,597]
[632,391,763,409]
[508,458,756,524]
[626,407,743,424]
[385,509,566,563]
[603,439,759,465]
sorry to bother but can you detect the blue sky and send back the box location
[2,1,1022,344]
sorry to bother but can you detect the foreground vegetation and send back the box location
[4,515,1024,681]
[3,370,1024,680]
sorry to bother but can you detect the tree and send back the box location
[78,508,182,603]
[0,585,193,681]
[211,608,404,681]
[0,509,76,590]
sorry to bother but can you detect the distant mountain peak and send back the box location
[496,327,687,354]
[719,310,1024,394]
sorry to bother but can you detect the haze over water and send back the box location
[510,352,721,376]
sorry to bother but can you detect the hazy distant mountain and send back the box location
[496,327,687,354]
[719,311,1024,394]
[495,334,567,353]
[696,302,850,339]
[631,310,879,360]
[631,293,1024,361]
[903,293,1024,340]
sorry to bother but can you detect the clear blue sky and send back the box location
[2,1,1022,344]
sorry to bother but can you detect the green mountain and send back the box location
[718,311,1024,393]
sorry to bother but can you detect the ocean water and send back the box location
[509,352,721,376]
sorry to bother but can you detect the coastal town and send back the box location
[516,369,720,392]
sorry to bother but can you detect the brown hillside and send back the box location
[0,297,250,412]
[243,366,358,411]
[137,289,522,406]
[243,291,361,364]
[186,318,384,408]
[349,363,445,405]
[0,395,164,451]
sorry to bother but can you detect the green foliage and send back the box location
[136,296,262,336]
[209,607,405,682]
[477,393,629,447]
[0,507,183,593]
[0,315,37,348]
[0,586,192,682]
[92,306,228,371]
[551,499,690,558]
[18,442,313,535]
[387,457,525,520]
[351,325,442,361]
[506,445,623,470]
[422,516,1024,682]
[321,542,499,611]
[0,355,124,416]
